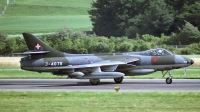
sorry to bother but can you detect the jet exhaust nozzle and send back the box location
[190,59,194,65]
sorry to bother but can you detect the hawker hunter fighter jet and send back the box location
[18,33,194,85]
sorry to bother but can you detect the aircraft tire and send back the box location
[89,79,100,85]
[114,77,124,83]
[166,78,172,84]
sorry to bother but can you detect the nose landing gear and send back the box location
[162,70,173,84]
[166,77,172,84]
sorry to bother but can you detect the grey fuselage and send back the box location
[20,52,193,76]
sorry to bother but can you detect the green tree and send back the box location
[46,27,73,42]
[4,38,17,55]
[96,42,110,53]
[89,0,174,37]
[84,37,98,53]
[165,0,197,10]
[165,0,199,32]
[14,37,28,52]
[0,34,7,55]
[54,27,72,41]
[88,0,123,37]
[118,42,133,52]
[141,34,159,43]
[54,38,73,52]
[158,33,172,45]
[0,33,7,42]
[171,21,200,45]
[71,31,87,40]
[126,0,174,37]
[0,41,6,55]
[188,42,200,54]
[72,38,88,53]
[177,2,200,29]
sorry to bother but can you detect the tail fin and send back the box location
[22,33,64,57]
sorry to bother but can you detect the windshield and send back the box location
[146,48,173,56]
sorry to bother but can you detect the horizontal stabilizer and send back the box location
[13,50,50,55]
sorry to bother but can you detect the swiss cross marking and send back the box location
[35,43,42,50]
[153,58,157,63]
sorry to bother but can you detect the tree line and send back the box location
[89,0,200,38]
[1,23,200,56]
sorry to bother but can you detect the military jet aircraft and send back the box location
[17,33,194,85]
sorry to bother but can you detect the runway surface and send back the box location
[0,79,200,92]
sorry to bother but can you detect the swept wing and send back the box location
[32,58,139,72]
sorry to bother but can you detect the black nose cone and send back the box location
[190,59,194,65]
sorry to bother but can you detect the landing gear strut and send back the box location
[89,79,100,85]
[162,70,173,84]
[114,76,124,83]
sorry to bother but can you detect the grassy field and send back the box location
[0,68,66,79]
[0,0,6,13]
[0,92,199,112]
[182,55,200,58]
[0,0,93,34]
[0,15,91,34]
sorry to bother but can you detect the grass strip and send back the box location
[0,16,92,34]
[0,91,199,112]
[0,0,93,34]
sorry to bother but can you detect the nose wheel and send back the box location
[166,77,172,84]
[162,70,173,84]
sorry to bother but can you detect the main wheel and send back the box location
[166,78,172,84]
[89,79,100,85]
[114,77,124,83]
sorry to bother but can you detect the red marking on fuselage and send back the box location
[153,58,157,63]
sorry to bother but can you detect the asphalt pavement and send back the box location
[0,79,199,92]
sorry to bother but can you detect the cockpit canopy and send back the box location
[145,48,173,56]
[121,48,173,56]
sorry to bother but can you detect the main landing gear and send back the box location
[114,76,124,83]
[89,76,124,85]
[162,70,173,84]
[89,79,100,85]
